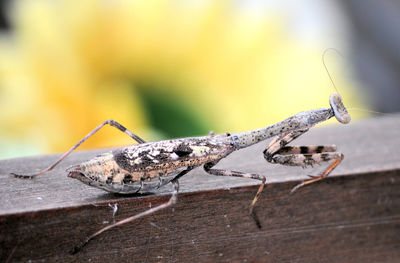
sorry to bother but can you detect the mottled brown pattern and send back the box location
[65,136,233,194]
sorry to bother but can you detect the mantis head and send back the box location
[329,93,351,124]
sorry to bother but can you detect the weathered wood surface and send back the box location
[0,114,399,262]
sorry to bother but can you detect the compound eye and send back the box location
[329,93,351,124]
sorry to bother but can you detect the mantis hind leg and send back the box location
[12,120,146,179]
[70,166,194,254]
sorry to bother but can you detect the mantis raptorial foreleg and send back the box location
[263,129,344,193]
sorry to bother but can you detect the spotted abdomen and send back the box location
[67,136,233,194]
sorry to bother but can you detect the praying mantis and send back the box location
[12,91,350,253]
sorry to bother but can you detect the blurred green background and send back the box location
[1,0,398,159]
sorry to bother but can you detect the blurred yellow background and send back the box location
[0,0,368,159]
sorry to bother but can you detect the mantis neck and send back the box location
[231,108,334,149]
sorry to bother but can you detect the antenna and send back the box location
[322,49,391,117]
[322,48,344,94]
[347,107,393,116]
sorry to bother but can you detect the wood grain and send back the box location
[1,114,399,262]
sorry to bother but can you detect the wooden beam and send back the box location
[1,115,399,262]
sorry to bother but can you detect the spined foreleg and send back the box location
[263,130,344,193]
